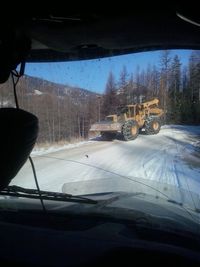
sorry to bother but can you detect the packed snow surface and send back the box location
[12,125,200,210]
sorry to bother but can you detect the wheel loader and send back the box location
[89,98,164,141]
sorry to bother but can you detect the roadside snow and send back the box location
[31,140,95,156]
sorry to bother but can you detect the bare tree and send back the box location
[102,71,118,116]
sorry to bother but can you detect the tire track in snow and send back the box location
[170,131,199,211]
[141,128,199,210]
[141,133,185,204]
[142,141,179,186]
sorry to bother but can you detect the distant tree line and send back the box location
[0,50,199,145]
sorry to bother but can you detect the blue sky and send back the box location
[25,49,192,93]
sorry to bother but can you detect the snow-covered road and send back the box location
[12,125,200,209]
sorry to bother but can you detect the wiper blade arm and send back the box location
[0,185,97,204]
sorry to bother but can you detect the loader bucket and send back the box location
[90,122,122,132]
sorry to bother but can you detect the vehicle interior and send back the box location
[0,3,200,267]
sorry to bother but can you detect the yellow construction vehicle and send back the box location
[89,98,164,141]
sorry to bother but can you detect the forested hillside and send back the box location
[0,75,100,143]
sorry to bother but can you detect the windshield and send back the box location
[0,50,200,227]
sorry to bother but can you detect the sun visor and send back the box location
[0,108,38,190]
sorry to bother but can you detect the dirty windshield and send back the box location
[1,50,200,215]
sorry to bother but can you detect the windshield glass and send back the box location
[0,50,200,223]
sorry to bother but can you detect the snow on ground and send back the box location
[12,125,200,210]
[34,89,43,95]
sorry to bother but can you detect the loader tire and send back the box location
[101,132,116,141]
[145,117,161,135]
[122,120,139,141]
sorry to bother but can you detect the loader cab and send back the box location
[116,105,136,120]
[126,105,137,118]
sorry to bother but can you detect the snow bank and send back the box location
[31,140,95,156]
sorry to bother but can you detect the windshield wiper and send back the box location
[0,185,97,205]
